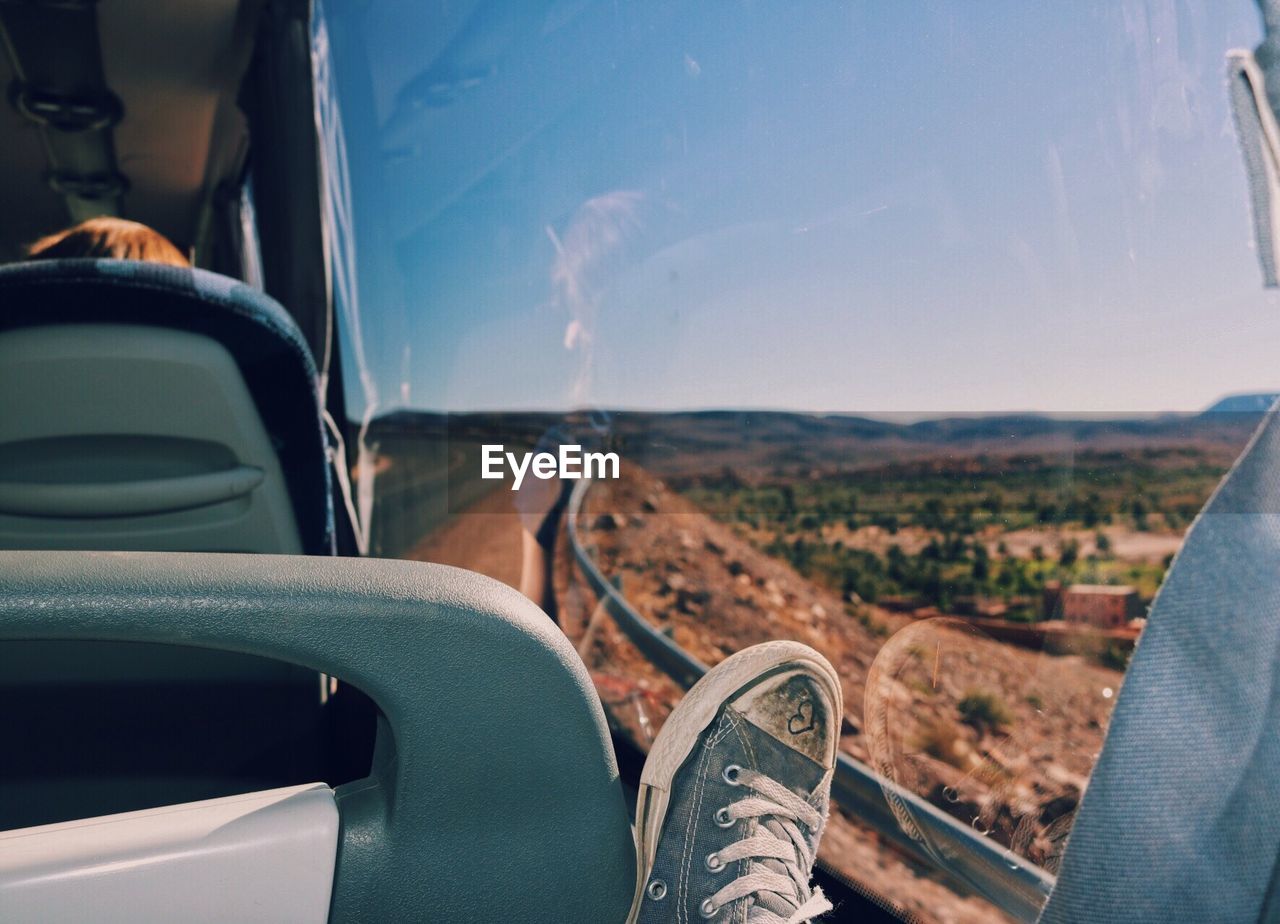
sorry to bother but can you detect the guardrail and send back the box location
[567,479,1054,922]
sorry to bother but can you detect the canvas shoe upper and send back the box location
[628,641,842,924]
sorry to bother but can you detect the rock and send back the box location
[676,587,710,614]
[704,537,724,555]
[764,581,786,606]
[592,513,625,531]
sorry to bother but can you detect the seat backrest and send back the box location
[0,260,337,823]
[0,259,334,555]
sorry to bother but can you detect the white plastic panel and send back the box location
[0,783,338,923]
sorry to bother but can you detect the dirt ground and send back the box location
[403,486,525,587]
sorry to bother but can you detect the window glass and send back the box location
[321,2,1271,919]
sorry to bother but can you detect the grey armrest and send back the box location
[0,551,635,923]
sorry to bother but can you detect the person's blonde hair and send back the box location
[27,217,190,267]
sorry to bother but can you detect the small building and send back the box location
[1061,584,1140,629]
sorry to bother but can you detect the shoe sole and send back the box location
[626,641,843,924]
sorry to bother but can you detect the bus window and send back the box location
[318,2,1272,919]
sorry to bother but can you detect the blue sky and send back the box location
[327,0,1280,416]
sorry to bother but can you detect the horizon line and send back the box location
[367,399,1276,422]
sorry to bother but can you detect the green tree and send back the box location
[972,544,990,583]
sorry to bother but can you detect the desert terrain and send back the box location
[375,407,1258,922]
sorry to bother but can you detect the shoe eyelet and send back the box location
[713,806,734,828]
[699,898,719,918]
[705,851,725,873]
[722,764,743,786]
[646,878,668,901]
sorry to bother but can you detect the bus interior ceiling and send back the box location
[0,0,258,264]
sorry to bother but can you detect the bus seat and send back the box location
[0,259,341,827]
[0,552,637,923]
[0,258,334,555]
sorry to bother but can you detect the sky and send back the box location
[324,0,1280,417]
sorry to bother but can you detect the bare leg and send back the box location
[514,449,573,624]
[520,527,559,623]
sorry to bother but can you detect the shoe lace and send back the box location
[705,768,832,923]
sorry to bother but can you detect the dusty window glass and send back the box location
[321,2,1273,920]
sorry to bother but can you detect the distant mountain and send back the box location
[1202,393,1279,415]
[368,407,1262,478]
